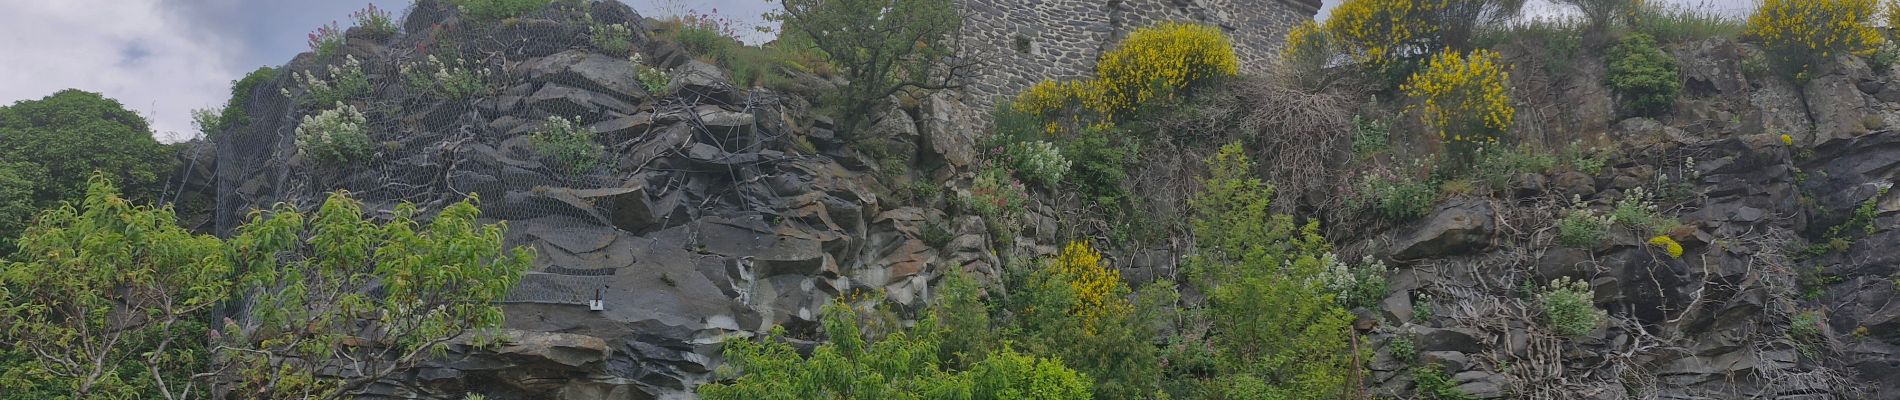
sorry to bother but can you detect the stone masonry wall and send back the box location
[954,0,1320,109]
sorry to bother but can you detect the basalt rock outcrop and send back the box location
[1343,41,1900,398]
[193,2,994,398]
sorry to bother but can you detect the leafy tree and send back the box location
[698,300,1092,400]
[931,269,998,370]
[1183,143,1358,398]
[1321,0,1525,75]
[0,176,226,400]
[1004,241,1162,399]
[0,90,175,255]
[0,176,533,400]
[216,192,533,399]
[1605,33,1682,117]
[0,162,41,255]
[777,0,968,136]
[210,67,281,138]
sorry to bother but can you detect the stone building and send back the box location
[953,0,1322,108]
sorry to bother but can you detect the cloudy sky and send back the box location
[0,0,1748,143]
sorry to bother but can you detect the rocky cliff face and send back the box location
[169,1,1900,398]
[184,2,997,398]
[1337,40,1900,398]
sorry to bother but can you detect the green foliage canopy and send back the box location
[0,176,224,400]
[778,0,964,135]
[0,89,175,255]
[0,176,533,400]
[698,300,1092,400]
[1185,143,1359,399]
[1605,33,1682,117]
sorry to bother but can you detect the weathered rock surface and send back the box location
[172,1,1900,398]
[195,2,994,398]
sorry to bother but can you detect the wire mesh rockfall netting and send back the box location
[188,1,808,306]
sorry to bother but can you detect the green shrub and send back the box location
[1357,162,1438,222]
[698,301,1093,400]
[1610,186,1678,235]
[1564,142,1609,175]
[631,53,672,95]
[1745,0,1883,79]
[1789,309,1826,356]
[779,0,961,134]
[963,165,1027,222]
[350,4,397,38]
[0,177,533,399]
[1826,185,1888,240]
[1414,293,1436,321]
[1538,276,1601,337]
[1007,140,1071,188]
[1556,201,1612,248]
[1796,258,1842,298]
[402,55,488,101]
[288,56,370,107]
[1059,124,1134,204]
[1402,49,1515,162]
[531,116,603,176]
[307,22,345,59]
[295,104,374,166]
[1187,143,1357,398]
[1003,242,1164,399]
[1014,23,1239,123]
[589,17,634,57]
[1414,363,1474,400]
[987,102,1042,147]
[666,12,739,61]
[1321,254,1390,310]
[1322,0,1526,76]
[213,67,279,137]
[1387,335,1416,362]
[446,0,553,20]
[1871,43,1900,74]
[1351,115,1390,157]
[191,108,223,138]
[1279,21,1339,90]
[1470,144,1556,190]
[1606,33,1682,117]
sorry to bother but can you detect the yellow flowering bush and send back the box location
[1648,235,1684,258]
[1745,0,1883,77]
[1011,23,1238,129]
[1325,0,1440,71]
[1094,23,1239,112]
[1281,21,1339,89]
[1012,80,1104,134]
[1402,49,1515,159]
[1049,241,1132,333]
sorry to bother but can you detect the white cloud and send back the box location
[0,0,242,143]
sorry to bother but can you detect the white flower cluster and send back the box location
[285,56,368,104]
[631,53,673,95]
[401,55,488,100]
[295,103,372,165]
[1011,140,1071,187]
[1318,253,1389,309]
